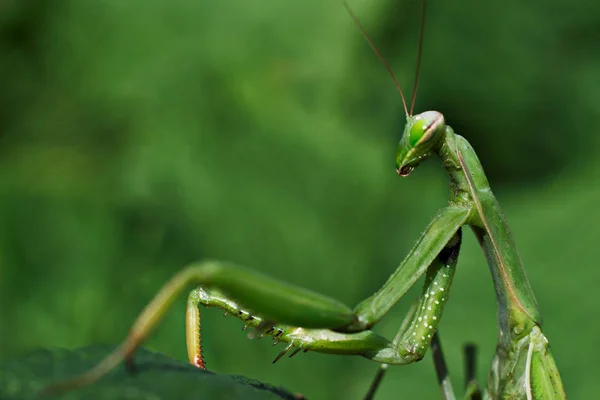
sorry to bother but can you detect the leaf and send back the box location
[0,346,302,400]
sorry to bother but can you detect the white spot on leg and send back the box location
[435,300,440,305]
[433,316,437,320]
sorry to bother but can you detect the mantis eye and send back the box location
[396,111,446,176]
[408,111,445,148]
[408,118,429,147]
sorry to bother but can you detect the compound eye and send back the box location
[408,118,429,147]
[408,111,445,148]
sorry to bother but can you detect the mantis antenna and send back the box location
[342,0,428,117]
[410,0,427,115]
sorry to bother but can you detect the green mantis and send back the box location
[42,1,567,399]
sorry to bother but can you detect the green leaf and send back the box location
[0,346,301,400]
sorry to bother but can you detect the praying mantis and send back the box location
[42,1,567,399]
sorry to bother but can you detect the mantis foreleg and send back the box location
[366,227,462,364]
[187,209,467,367]
[352,206,470,330]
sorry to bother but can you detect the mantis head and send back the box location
[396,110,445,176]
[343,0,439,177]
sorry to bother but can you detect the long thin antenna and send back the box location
[409,0,428,115]
[343,0,409,117]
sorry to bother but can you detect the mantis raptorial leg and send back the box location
[42,1,567,399]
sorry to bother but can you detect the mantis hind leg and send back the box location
[463,343,483,400]
[429,335,483,400]
[431,332,457,400]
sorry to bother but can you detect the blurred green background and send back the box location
[1,0,599,398]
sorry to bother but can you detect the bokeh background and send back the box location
[1,0,599,398]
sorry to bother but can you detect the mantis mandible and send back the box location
[43,1,566,399]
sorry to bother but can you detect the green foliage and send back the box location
[1,0,599,398]
[0,346,297,399]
